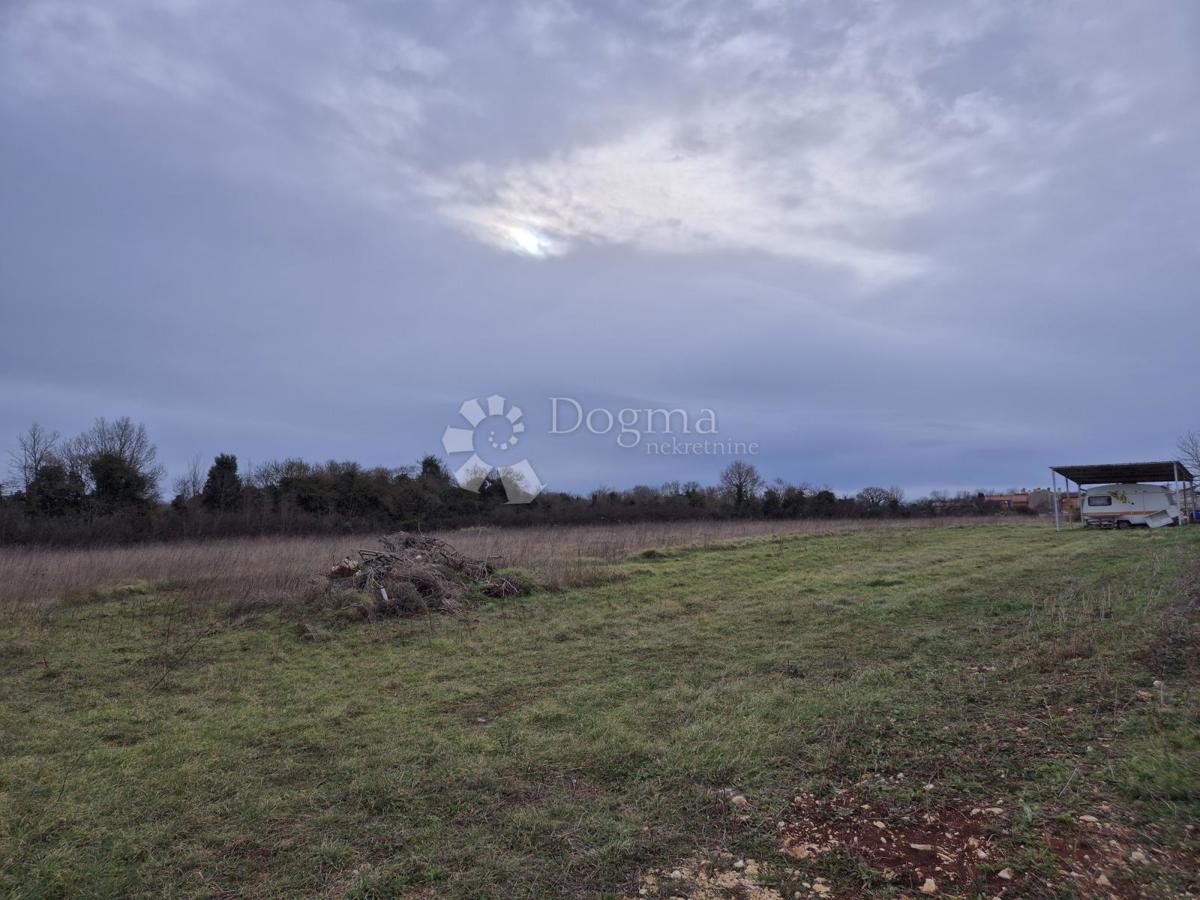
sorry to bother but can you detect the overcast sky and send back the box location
[1,0,1197,497]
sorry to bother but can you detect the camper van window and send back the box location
[1087,495,1112,507]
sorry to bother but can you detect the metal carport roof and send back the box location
[1050,461,1194,485]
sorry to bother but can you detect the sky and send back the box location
[1,0,1197,498]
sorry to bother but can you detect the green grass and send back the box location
[2,524,1198,897]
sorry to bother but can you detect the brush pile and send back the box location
[324,532,527,618]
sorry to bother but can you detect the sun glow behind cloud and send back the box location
[442,207,569,259]
[507,224,554,257]
[432,4,1098,288]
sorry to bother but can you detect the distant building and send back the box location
[986,490,1079,513]
[985,491,1027,510]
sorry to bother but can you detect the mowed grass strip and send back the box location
[1,525,1197,897]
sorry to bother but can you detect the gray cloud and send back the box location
[1,0,1197,495]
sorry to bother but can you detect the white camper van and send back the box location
[1081,483,1180,529]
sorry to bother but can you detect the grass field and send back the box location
[1,523,1198,897]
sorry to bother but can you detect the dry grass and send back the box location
[0,516,1030,617]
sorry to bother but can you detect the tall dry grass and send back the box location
[0,516,1031,617]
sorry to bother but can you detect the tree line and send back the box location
[2,418,1023,545]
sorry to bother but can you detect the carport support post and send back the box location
[1050,468,1061,531]
[1173,462,1180,524]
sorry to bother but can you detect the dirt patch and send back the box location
[628,854,787,899]
[777,786,1195,897]
[1033,812,1198,898]
[781,789,997,894]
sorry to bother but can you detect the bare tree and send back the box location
[64,416,165,498]
[857,486,892,508]
[1179,430,1200,475]
[248,458,309,490]
[8,422,60,492]
[172,455,205,501]
[857,485,905,512]
[719,459,764,511]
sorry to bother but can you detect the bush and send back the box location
[488,567,541,596]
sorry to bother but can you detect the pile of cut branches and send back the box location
[324,532,528,619]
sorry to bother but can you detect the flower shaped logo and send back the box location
[441,394,544,504]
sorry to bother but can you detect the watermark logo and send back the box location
[441,395,545,503]
[549,398,758,456]
[441,395,758,502]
